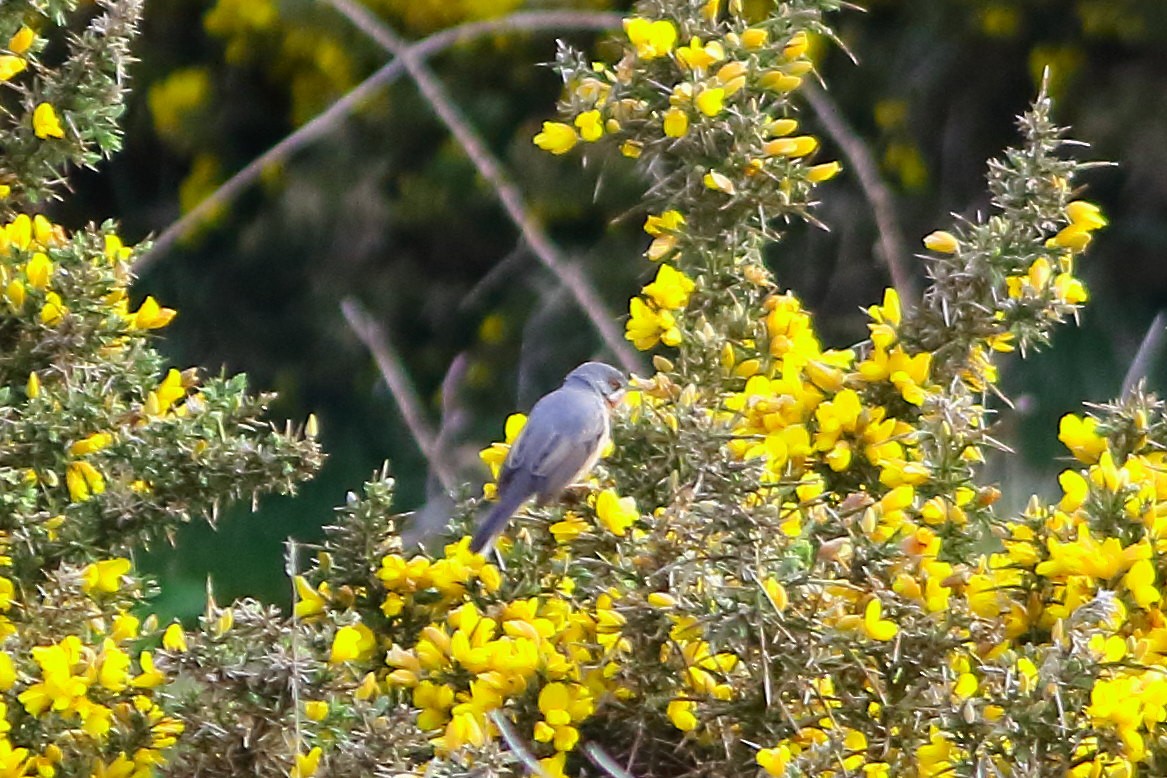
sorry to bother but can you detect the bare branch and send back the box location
[583,743,638,778]
[1123,311,1167,397]
[489,711,551,777]
[134,10,623,274]
[339,297,458,492]
[322,0,643,375]
[803,82,917,305]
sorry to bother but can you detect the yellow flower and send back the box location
[763,135,818,157]
[66,461,105,501]
[4,279,25,310]
[8,27,35,55]
[0,654,14,691]
[290,747,322,778]
[163,623,189,652]
[39,291,66,325]
[694,86,725,117]
[716,61,748,95]
[953,672,978,700]
[6,214,31,249]
[741,28,769,49]
[862,598,898,641]
[549,513,589,544]
[757,71,802,92]
[104,233,132,263]
[923,230,959,254]
[97,639,131,691]
[574,109,603,142]
[703,170,735,193]
[623,17,677,59]
[533,121,578,155]
[68,432,114,457]
[1058,413,1107,464]
[19,636,89,716]
[538,752,568,778]
[1048,224,1092,252]
[675,37,724,71]
[330,623,375,663]
[626,297,680,350]
[110,612,139,641]
[595,489,638,536]
[146,368,188,418]
[293,575,328,618]
[81,558,131,595]
[1054,272,1087,304]
[762,577,789,611]
[1124,559,1160,609]
[757,744,792,776]
[767,118,798,136]
[644,210,685,236]
[666,698,697,731]
[1066,200,1107,230]
[784,30,810,59]
[642,264,695,310]
[0,56,25,82]
[132,650,167,688]
[131,295,178,329]
[33,103,65,139]
[663,107,689,138]
[304,700,330,721]
[24,252,52,290]
[807,161,842,182]
[647,592,677,608]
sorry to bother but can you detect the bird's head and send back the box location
[564,361,627,407]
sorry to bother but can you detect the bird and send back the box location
[469,361,626,553]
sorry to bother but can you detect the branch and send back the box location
[803,83,917,305]
[133,10,624,274]
[339,297,458,492]
[322,0,643,375]
[1122,311,1167,397]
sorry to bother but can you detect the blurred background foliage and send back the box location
[48,0,1167,616]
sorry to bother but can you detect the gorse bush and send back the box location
[0,0,1153,777]
[0,1,323,776]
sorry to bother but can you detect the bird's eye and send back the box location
[608,378,622,390]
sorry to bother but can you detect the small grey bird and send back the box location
[470,361,626,553]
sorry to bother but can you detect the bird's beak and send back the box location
[606,385,628,408]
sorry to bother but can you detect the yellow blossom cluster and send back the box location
[0,551,184,776]
[0,25,68,145]
[536,8,836,180]
[370,540,632,770]
[1,211,193,509]
[720,288,935,493]
[625,262,696,350]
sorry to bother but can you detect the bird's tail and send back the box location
[469,488,530,553]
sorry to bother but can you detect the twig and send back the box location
[803,82,917,305]
[489,711,551,777]
[134,10,624,274]
[339,297,458,492]
[1122,311,1166,396]
[285,538,304,759]
[322,0,642,375]
[400,353,470,550]
[583,743,638,778]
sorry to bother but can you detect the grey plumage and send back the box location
[470,362,624,553]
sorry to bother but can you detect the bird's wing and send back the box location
[502,386,608,502]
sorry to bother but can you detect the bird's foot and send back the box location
[558,484,593,506]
